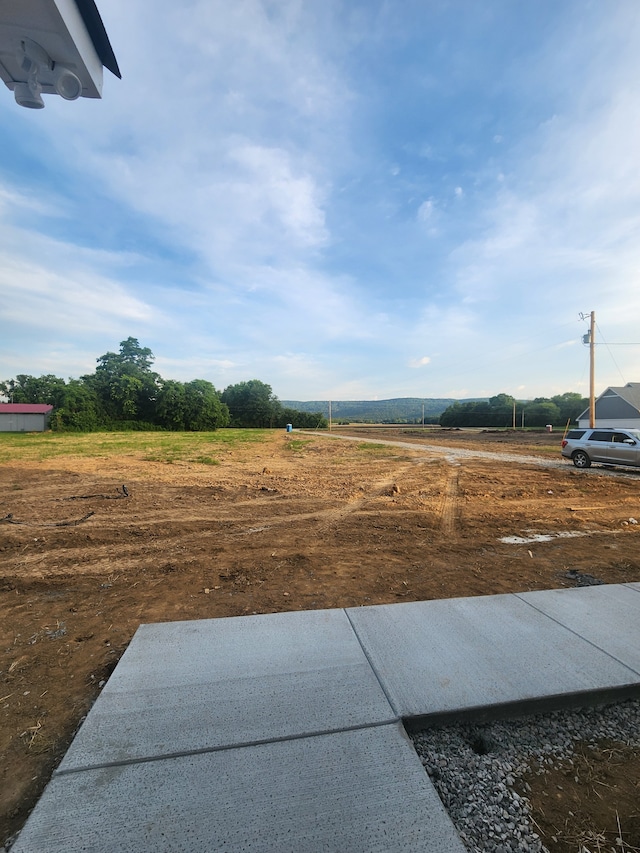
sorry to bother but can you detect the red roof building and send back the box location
[0,403,54,431]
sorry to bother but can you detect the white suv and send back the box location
[561,427,640,469]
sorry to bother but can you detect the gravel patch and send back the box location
[411,698,640,853]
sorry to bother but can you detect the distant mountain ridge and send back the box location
[282,397,486,423]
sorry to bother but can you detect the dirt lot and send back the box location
[2,427,640,850]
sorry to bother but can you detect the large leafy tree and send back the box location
[83,337,161,423]
[221,380,282,427]
[551,392,588,425]
[523,400,561,427]
[51,380,99,431]
[184,380,230,430]
[156,379,188,430]
[156,379,229,431]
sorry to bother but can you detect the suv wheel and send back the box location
[572,450,591,469]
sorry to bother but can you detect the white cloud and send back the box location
[417,199,434,222]
[409,356,431,368]
[228,144,328,250]
[31,0,349,283]
[0,250,157,331]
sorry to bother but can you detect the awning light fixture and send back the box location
[14,37,83,108]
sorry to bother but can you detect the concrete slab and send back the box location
[59,609,396,771]
[13,724,466,853]
[347,592,640,721]
[516,584,640,675]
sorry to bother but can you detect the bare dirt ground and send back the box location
[2,427,640,850]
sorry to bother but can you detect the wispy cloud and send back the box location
[409,356,431,369]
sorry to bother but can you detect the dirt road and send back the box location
[2,427,640,849]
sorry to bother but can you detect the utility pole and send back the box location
[580,311,596,427]
[422,401,425,427]
[328,400,332,431]
[512,400,516,429]
[589,310,596,428]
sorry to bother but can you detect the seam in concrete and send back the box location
[513,591,640,678]
[624,583,640,595]
[343,607,401,716]
[52,716,401,778]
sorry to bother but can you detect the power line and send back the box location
[594,322,627,385]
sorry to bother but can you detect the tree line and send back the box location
[438,393,587,428]
[0,338,327,432]
[283,397,459,424]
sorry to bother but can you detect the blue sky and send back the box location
[2,0,640,402]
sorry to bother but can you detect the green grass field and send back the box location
[0,430,271,466]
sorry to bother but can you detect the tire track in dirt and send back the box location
[439,464,460,536]
[226,464,419,535]
[2,463,423,580]
[306,463,416,534]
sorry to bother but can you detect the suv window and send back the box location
[612,432,635,443]
[566,430,586,439]
[589,431,614,442]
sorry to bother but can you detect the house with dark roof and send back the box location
[577,383,640,429]
[0,403,54,431]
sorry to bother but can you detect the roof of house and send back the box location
[0,403,54,414]
[76,0,121,79]
[577,383,640,421]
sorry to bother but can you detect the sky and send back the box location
[1,0,640,403]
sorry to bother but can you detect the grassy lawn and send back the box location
[0,429,271,465]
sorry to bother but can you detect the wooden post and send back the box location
[589,311,596,428]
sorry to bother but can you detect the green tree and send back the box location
[0,374,67,406]
[440,400,497,427]
[156,379,229,431]
[51,380,99,431]
[276,407,328,429]
[439,401,463,427]
[551,393,588,426]
[83,337,160,423]
[221,380,282,427]
[523,399,561,427]
[183,380,229,430]
[156,380,188,430]
[488,394,516,427]
[440,395,516,427]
